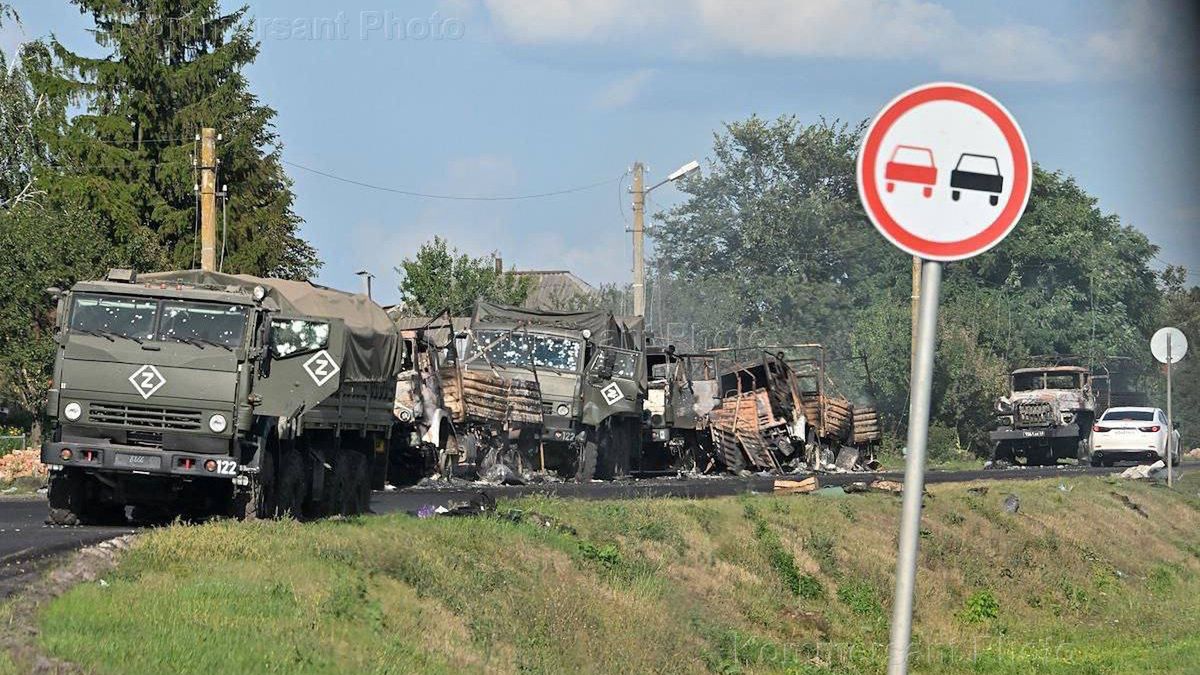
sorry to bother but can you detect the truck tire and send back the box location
[47,469,86,526]
[575,436,598,482]
[47,469,123,526]
[596,419,633,480]
[992,441,1016,464]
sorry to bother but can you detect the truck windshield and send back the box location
[1012,372,1081,391]
[471,329,582,372]
[70,294,157,341]
[160,301,248,349]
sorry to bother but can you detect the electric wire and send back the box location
[282,159,622,201]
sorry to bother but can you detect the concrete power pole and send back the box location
[199,128,218,272]
[631,161,646,317]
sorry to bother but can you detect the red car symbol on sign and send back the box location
[885,145,937,198]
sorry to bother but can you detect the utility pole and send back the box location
[199,127,217,272]
[631,161,646,317]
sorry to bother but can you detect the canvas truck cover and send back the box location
[141,270,401,382]
[471,300,643,349]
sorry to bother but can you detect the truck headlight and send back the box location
[252,285,267,302]
[208,414,228,433]
[63,401,82,421]
[555,404,570,416]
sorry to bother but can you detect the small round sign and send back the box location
[1151,327,1188,364]
[857,82,1032,261]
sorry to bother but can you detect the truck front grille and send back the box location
[88,403,203,431]
[1015,401,1053,427]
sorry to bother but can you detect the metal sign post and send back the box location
[887,259,941,672]
[1167,347,1173,487]
[1151,326,1188,488]
[856,83,1031,674]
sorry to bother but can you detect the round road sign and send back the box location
[857,82,1032,261]
[1151,327,1188,364]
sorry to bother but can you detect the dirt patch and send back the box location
[2,534,138,673]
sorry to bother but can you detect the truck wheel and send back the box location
[595,420,633,480]
[275,442,307,518]
[951,190,960,201]
[575,437,598,481]
[47,469,85,526]
[989,194,999,206]
[992,441,1015,464]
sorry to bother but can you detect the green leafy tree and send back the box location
[396,236,531,316]
[1160,267,1199,448]
[0,203,113,442]
[29,0,318,278]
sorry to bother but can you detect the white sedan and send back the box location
[1089,406,1181,467]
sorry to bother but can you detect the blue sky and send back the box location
[4,0,1198,304]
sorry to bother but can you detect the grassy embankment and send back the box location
[13,474,1200,674]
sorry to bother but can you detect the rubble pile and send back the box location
[0,448,46,483]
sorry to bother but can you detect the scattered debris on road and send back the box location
[773,477,818,494]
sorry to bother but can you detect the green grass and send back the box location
[24,474,1200,674]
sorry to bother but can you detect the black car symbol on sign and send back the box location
[950,153,1004,206]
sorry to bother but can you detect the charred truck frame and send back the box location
[433,302,646,481]
[41,269,402,523]
[706,345,880,473]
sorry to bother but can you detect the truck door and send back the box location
[581,345,643,427]
[254,315,347,418]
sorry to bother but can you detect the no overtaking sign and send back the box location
[857,82,1032,261]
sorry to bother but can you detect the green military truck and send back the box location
[41,269,402,523]
[437,301,646,481]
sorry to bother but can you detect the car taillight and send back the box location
[1092,425,1109,433]
[1139,425,1161,432]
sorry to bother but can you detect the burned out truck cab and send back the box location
[640,346,717,471]
[438,301,645,481]
[990,366,1096,465]
[42,269,401,523]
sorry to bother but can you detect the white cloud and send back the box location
[592,69,656,109]
[474,0,1182,83]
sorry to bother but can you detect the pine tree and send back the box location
[30,0,319,279]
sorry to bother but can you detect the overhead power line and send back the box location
[281,159,621,202]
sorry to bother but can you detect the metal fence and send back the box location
[0,435,27,455]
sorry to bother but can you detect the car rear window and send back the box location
[1101,410,1154,422]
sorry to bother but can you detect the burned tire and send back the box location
[992,441,1016,464]
[595,419,634,480]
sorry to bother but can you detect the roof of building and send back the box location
[509,270,599,310]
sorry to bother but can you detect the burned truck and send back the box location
[41,269,402,523]
[991,365,1097,465]
[640,346,718,472]
[706,345,881,473]
[433,302,646,480]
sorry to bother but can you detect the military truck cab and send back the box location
[438,301,645,481]
[990,365,1096,465]
[42,269,400,524]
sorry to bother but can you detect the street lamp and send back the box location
[355,269,375,300]
[631,159,699,317]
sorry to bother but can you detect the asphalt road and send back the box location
[0,460,1164,599]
